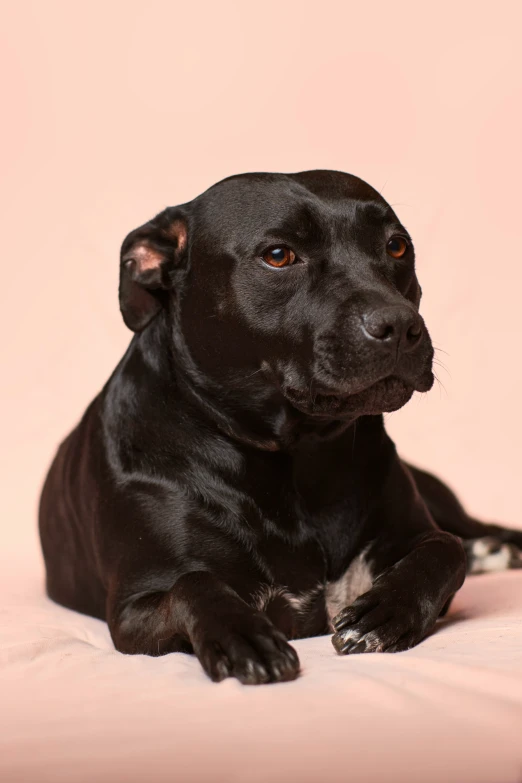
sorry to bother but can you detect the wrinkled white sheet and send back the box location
[1,554,522,783]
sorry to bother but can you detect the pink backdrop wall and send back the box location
[2,0,521,569]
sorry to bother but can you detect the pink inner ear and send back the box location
[166,219,188,253]
[132,244,165,272]
[125,218,187,273]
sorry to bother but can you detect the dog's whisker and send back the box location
[244,368,264,381]
[351,419,357,460]
[433,344,450,357]
[433,372,448,398]
[309,377,317,406]
[433,359,451,378]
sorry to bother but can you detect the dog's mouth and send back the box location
[282,372,433,418]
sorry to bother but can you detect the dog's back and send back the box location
[39,397,107,619]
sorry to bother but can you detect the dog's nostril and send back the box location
[362,307,423,353]
[362,314,396,342]
[369,322,395,341]
[407,322,422,342]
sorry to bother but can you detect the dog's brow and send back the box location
[386,222,411,238]
[354,201,389,221]
[261,210,326,246]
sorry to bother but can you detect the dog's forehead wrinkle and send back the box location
[198,203,330,257]
[193,171,400,251]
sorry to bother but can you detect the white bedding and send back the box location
[1,550,522,783]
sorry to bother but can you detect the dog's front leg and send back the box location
[108,571,300,684]
[331,461,467,655]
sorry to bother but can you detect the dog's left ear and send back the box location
[119,207,189,332]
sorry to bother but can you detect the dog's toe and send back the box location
[196,616,300,684]
[332,621,418,656]
[331,587,425,656]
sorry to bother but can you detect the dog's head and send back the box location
[119,171,433,425]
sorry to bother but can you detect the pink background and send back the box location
[1,0,521,573]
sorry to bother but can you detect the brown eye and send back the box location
[262,247,296,267]
[386,236,409,259]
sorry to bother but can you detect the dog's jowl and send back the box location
[39,171,522,684]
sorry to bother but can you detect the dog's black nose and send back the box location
[362,306,423,354]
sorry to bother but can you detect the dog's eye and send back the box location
[386,236,409,259]
[262,247,296,268]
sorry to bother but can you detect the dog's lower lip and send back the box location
[288,378,391,400]
[315,387,354,397]
[282,375,419,414]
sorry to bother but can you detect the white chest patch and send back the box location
[253,551,374,631]
[325,550,373,630]
[253,584,323,616]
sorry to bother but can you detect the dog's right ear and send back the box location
[119,207,189,332]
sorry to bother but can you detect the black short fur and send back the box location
[39,171,522,684]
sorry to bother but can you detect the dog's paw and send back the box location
[194,612,300,685]
[465,536,522,574]
[331,587,427,655]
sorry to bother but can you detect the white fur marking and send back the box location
[253,585,294,612]
[362,630,385,653]
[336,628,361,645]
[325,550,373,629]
[469,538,512,574]
[253,583,323,616]
[286,584,324,615]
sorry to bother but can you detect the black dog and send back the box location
[39,170,522,684]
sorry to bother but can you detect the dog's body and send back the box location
[39,171,522,684]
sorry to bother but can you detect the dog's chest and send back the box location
[253,549,373,637]
[248,484,372,637]
[232,435,374,636]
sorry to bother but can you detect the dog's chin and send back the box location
[283,373,434,419]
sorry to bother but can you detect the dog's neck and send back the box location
[120,315,367,453]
